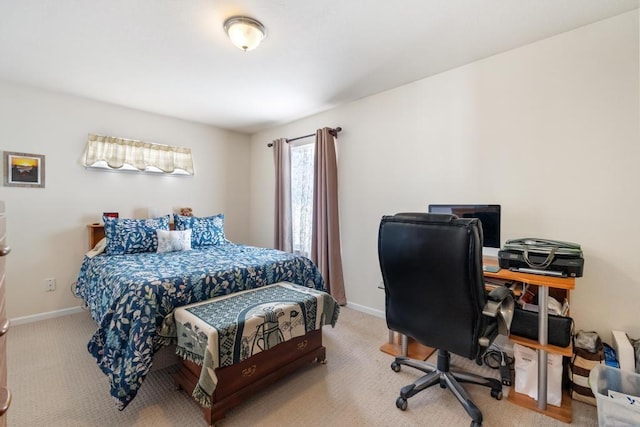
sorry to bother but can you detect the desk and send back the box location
[483,259,576,423]
[381,258,576,423]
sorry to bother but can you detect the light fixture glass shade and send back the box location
[224,16,266,51]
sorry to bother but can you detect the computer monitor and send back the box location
[428,204,501,257]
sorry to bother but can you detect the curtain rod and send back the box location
[267,127,342,147]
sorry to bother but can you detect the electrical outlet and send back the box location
[45,278,56,292]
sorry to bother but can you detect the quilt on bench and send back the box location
[174,282,339,407]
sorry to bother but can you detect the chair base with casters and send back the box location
[391,348,503,427]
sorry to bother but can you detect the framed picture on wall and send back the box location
[3,151,45,188]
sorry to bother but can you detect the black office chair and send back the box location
[378,213,514,427]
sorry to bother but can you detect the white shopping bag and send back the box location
[514,343,563,406]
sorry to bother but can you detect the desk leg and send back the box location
[401,334,408,357]
[380,332,434,360]
[388,331,409,356]
[537,287,549,410]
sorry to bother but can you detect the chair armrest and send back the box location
[483,286,512,317]
[482,286,515,337]
[487,285,512,302]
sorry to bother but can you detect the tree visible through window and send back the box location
[290,142,314,257]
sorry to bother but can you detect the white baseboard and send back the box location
[11,306,85,326]
[10,302,384,325]
[345,301,385,319]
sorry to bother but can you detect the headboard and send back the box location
[88,223,105,250]
[87,222,176,250]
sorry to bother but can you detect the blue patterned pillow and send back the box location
[104,215,170,255]
[173,213,228,247]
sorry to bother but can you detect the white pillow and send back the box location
[86,237,107,258]
[156,229,192,253]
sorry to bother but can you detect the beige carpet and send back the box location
[6,307,598,426]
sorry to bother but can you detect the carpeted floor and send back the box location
[6,307,597,426]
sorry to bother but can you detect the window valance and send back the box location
[82,134,194,175]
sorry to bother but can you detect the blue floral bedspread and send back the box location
[73,243,325,410]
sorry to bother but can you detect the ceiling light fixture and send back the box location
[223,16,266,52]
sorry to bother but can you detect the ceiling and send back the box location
[0,1,638,134]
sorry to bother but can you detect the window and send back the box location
[290,142,314,257]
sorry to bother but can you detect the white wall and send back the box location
[249,11,640,339]
[0,81,251,319]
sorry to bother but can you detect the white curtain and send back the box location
[290,143,315,257]
[82,134,194,175]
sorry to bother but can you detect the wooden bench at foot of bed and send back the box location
[173,329,326,426]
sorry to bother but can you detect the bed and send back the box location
[73,216,325,410]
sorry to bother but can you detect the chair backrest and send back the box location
[378,212,488,359]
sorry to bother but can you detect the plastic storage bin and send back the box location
[590,364,640,426]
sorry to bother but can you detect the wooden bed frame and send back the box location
[173,329,326,426]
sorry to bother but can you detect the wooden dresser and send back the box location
[0,201,11,426]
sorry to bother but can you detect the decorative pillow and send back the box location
[104,215,170,255]
[86,237,107,258]
[156,229,192,253]
[173,213,228,247]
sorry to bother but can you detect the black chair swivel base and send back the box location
[390,349,503,427]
